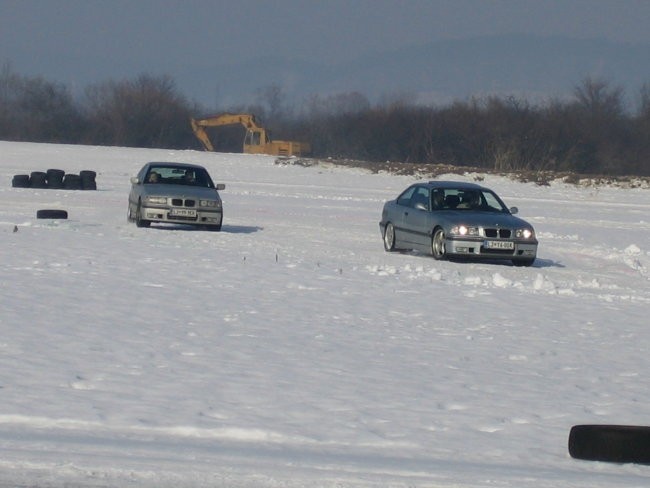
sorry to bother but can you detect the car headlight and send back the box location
[144,196,167,204]
[516,228,535,239]
[199,199,220,208]
[450,225,479,236]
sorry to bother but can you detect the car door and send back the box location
[396,186,430,249]
[387,186,415,246]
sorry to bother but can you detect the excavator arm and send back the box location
[190,118,216,151]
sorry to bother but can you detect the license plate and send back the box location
[169,208,196,217]
[484,240,514,250]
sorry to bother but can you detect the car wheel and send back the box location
[383,223,396,251]
[431,228,447,260]
[135,201,150,228]
[513,258,535,267]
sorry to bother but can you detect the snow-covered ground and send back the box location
[1,141,649,487]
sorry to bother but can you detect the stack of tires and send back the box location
[46,169,65,189]
[11,169,97,190]
[79,170,97,190]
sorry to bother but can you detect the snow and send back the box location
[1,140,650,487]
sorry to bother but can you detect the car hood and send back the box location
[441,210,533,228]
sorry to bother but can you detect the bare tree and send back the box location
[83,74,194,148]
[574,77,624,118]
[0,63,81,142]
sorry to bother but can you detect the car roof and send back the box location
[416,180,488,191]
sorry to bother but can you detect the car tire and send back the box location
[63,174,82,190]
[431,228,447,260]
[36,209,68,219]
[383,223,397,252]
[135,201,150,228]
[569,425,650,464]
[513,258,535,267]
[46,169,65,189]
[12,174,31,188]
[80,170,97,190]
[30,171,48,188]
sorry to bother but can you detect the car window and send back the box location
[145,170,161,184]
[145,167,214,188]
[396,186,416,206]
[431,189,446,209]
[481,191,507,212]
[410,187,430,210]
[194,168,214,188]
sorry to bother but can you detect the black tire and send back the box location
[12,174,30,188]
[383,222,396,252]
[82,180,97,190]
[36,209,68,219]
[513,258,535,267]
[30,171,48,188]
[431,228,447,260]
[80,170,97,190]
[63,173,82,190]
[46,169,65,189]
[569,425,650,464]
[135,201,150,228]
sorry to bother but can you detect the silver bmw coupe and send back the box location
[128,162,225,231]
[380,181,538,266]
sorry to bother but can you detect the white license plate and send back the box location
[169,208,196,217]
[484,240,514,250]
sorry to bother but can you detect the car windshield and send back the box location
[431,188,508,212]
[145,166,213,188]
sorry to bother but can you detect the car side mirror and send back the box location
[130,176,140,185]
[414,203,427,211]
[509,206,519,214]
[216,183,226,190]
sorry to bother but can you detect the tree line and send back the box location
[1,64,649,176]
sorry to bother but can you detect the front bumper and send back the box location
[446,236,538,260]
[141,205,223,226]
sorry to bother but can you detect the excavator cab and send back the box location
[244,129,264,147]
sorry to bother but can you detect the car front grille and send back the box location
[171,198,196,207]
[484,228,512,238]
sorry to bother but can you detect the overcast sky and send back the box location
[2,0,650,105]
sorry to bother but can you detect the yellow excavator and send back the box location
[190,113,310,157]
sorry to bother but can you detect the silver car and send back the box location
[380,181,538,266]
[128,162,225,231]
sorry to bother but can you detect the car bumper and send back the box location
[446,237,537,260]
[141,205,223,226]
